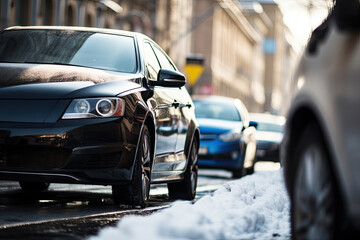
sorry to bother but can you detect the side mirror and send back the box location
[249,121,258,129]
[148,69,186,88]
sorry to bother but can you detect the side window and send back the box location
[152,45,176,71]
[144,42,161,80]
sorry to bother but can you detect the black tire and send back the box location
[168,138,198,200]
[231,168,244,178]
[112,125,151,208]
[291,123,341,240]
[232,141,251,178]
[245,165,254,175]
[232,152,248,178]
[19,182,50,191]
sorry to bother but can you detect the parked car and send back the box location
[193,96,257,178]
[250,113,285,163]
[0,26,200,208]
[282,0,360,238]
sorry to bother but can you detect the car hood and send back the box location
[197,118,243,134]
[254,131,283,143]
[0,63,142,99]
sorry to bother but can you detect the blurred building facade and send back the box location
[191,0,260,110]
[261,1,287,114]
[0,0,296,114]
[235,1,271,112]
[0,0,193,71]
[190,0,296,114]
[153,0,194,71]
[117,0,194,70]
[0,0,121,29]
[251,0,297,115]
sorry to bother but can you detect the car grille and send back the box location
[0,147,71,169]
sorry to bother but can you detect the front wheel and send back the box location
[112,125,152,208]
[245,165,254,175]
[168,138,198,200]
[231,168,244,178]
[291,123,341,240]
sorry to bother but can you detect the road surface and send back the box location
[0,162,280,239]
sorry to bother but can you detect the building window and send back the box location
[263,38,276,54]
[44,0,55,25]
[105,21,111,29]
[16,0,30,26]
[85,13,95,27]
[66,4,76,26]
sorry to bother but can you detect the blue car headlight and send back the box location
[219,128,242,142]
[62,98,125,119]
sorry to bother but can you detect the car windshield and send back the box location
[194,101,241,121]
[0,29,137,73]
[256,122,284,133]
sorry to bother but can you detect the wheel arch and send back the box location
[184,121,200,160]
[143,113,156,171]
[130,98,156,180]
[284,104,343,202]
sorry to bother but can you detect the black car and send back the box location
[0,26,200,208]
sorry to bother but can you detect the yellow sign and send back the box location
[184,64,204,87]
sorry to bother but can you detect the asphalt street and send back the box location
[0,162,280,239]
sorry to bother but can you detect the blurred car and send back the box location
[193,96,257,178]
[0,26,200,207]
[282,1,360,238]
[250,113,285,163]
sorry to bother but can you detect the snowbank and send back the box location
[89,169,290,240]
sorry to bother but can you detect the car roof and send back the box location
[250,113,286,125]
[3,26,147,39]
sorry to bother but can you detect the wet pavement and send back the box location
[0,204,168,240]
[0,169,233,239]
[0,164,280,239]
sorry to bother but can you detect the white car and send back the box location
[282,0,360,239]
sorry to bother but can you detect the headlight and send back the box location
[219,129,242,142]
[62,98,125,119]
[74,99,90,114]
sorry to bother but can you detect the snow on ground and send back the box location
[89,169,290,240]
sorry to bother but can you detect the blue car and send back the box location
[193,96,257,178]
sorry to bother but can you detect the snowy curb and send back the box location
[89,169,290,240]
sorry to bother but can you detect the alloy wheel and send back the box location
[141,127,151,202]
[293,142,335,239]
[190,140,198,196]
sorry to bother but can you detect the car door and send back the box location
[150,45,191,156]
[173,87,193,154]
[143,42,179,158]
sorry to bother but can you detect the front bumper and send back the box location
[255,141,280,162]
[198,138,244,170]
[0,117,141,185]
